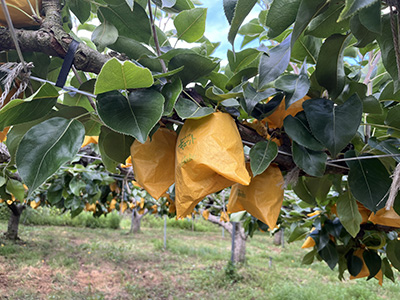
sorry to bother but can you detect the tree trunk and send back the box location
[130,209,148,234]
[273,229,283,246]
[5,203,25,240]
[203,211,247,263]
[130,210,141,234]
[231,222,247,263]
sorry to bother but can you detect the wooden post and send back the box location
[163,215,167,250]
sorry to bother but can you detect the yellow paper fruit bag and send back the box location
[131,127,177,200]
[175,112,251,218]
[262,96,310,129]
[0,0,41,28]
[81,136,98,148]
[349,249,383,285]
[368,207,400,228]
[227,163,284,229]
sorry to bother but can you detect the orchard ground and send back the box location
[1,214,400,300]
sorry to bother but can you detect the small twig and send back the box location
[147,0,167,73]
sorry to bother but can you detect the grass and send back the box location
[1,215,400,299]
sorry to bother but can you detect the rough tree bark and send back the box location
[5,202,25,240]
[205,212,247,263]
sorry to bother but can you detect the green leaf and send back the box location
[346,150,391,212]
[226,0,258,45]
[380,81,400,102]
[305,1,349,38]
[376,16,399,91]
[162,78,183,116]
[315,34,351,99]
[385,105,400,131]
[275,63,310,108]
[293,177,316,205]
[304,176,332,204]
[168,52,219,86]
[265,0,301,39]
[94,58,153,94]
[109,37,163,72]
[6,179,25,201]
[69,0,91,23]
[151,0,193,12]
[175,97,214,119]
[174,8,207,43]
[0,177,5,187]
[16,117,85,195]
[363,249,381,279]
[303,95,362,158]
[205,85,243,102]
[291,0,328,45]
[251,93,284,120]
[5,118,49,166]
[318,240,339,270]
[350,13,378,48]
[91,22,119,52]
[249,140,278,177]
[47,181,63,205]
[382,257,395,282]
[291,33,322,64]
[258,34,291,90]
[368,137,400,163]
[387,239,400,271]
[292,141,327,177]
[223,0,236,24]
[359,0,381,34]
[302,249,316,265]
[283,114,324,151]
[69,177,86,197]
[0,83,58,131]
[63,80,95,112]
[288,225,308,243]
[96,89,164,144]
[99,1,151,43]
[98,126,120,173]
[243,84,277,115]
[227,48,260,74]
[336,191,362,237]
[347,249,363,276]
[338,0,379,22]
[100,128,134,163]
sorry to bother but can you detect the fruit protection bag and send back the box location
[175,112,250,218]
[227,164,284,230]
[0,1,41,28]
[130,127,177,200]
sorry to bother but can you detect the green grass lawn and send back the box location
[1,216,400,299]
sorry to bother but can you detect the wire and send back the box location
[0,0,27,71]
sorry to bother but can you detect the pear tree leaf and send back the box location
[249,140,278,177]
[174,8,207,43]
[96,90,164,144]
[16,117,85,196]
[94,58,153,94]
[175,97,214,119]
[292,141,327,177]
[336,191,362,237]
[303,94,362,158]
[91,22,119,52]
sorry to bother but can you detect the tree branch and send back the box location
[0,0,109,74]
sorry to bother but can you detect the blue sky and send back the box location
[198,0,262,60]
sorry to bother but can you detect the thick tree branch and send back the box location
[0,0,109,74]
